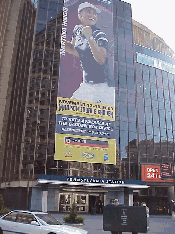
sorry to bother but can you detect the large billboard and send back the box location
[55,0,115,164]
[141,164,173,183]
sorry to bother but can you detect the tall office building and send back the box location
[0,0,36,207]
[0,0,175,214]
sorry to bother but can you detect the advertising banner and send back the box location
[55,0,115,164]
[141,164,173,183]
[160,163,173,180]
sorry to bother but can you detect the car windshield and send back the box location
[35,213,61,225]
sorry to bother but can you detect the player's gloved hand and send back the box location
[82,26,92,39]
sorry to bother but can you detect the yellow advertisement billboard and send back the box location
[55,0,115,164]
[57,97,115,121]
[55,133,116,164]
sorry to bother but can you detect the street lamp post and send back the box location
[27,163,33,210]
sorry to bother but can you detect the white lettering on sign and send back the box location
[121,209,127,226]
[147,168,159,173]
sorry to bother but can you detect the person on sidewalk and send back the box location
[111,199,122,234]
[171,200,175,221]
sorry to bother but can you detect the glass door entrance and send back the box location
[89,195,104,214]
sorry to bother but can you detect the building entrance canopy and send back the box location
[37,175,149,189]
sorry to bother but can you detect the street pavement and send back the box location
[51,213,175,234]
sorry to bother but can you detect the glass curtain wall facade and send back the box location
[19,0,125,181]
[113,0,135,178]
[1,0,175,185]
[21,0,63,179]
[123,33,175,180]
[136,50,175,169]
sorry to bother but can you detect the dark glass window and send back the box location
[161,135,167,142]
[125,22,132,31]
[36,23,46,33]
[119,75,126,89]
[48,10,57,21]
[142,66,149,75]
[145,98,151,107]
[128,92,135,104]
[149,67,155,75]
[120,132,128,150]
[144,83,150,97]
[120,91,127,102]
[126,66,134,77]
[117,2,124,17]
[158,99,164,109]
[136,71,142,82]
[138,107,145,125]
[167,129,173,140]
[119,64,126,75]
[125,29,132,42]
[118,18,124,28]
[170,90,174,100]
[126,56,133,66]
[127,76,135,90]
[153,108,159,127]
[129,122,136,132]
[166,112,172,130]
[139,125,145,134]
[154,127,160,136]
[124,3,132,20]
[143,73,149,83]
[126,42,132,52]
[120,121,128,131]
[145,107,152,125]
[147,134,153,140]
[129,132,137,142]
[119,48,125,58]
[163,75,168,87]
[128,105,136,119]
[164,88,169,100]
[146,125,153,135]
[150,75,155,83]
[3,212,17,222]
[159,109,166,128]
[49,1,58,11]
[137,95,144,107]
[165,100,170,111]
[39,0,49,9]
[120,102,127,118]
[137,83,143,94]
[151,85,157,99]
[154,135,160,143]
[152,99,158,109]
[160,128,166,137]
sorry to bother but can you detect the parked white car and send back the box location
[0,210,88,234]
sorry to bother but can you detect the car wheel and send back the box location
[0,227,3,234]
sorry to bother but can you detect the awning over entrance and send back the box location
[37,175,149,189]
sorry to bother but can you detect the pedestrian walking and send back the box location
[111,199,122,234]
[171,200,175,221]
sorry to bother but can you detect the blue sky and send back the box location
[126,0,175,54]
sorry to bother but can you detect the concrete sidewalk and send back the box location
[51,213,175,234]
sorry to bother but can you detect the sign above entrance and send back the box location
[38,174,147,186]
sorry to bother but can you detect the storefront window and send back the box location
[75,194,87,212]
[77,195,86,204]
[59,194,72,212]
